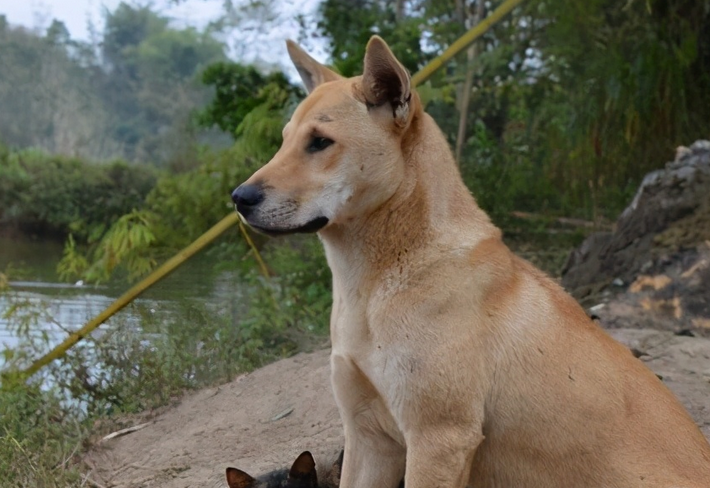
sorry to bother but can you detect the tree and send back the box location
[0,20,117,158]
[102,3,169,75]
[198,62,301,136]
[98,2,227,163]
[316,0,428,76]
[0,3,229,164]
[311,0,710,221]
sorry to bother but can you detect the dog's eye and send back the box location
[307,137,334,153]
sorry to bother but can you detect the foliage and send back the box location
[230,236,332,352]
[60,211,159,282]
[47,298,290,415]
[0,16,112,160]
[198,62,302,136]
[311,0,710,221]
[0,383,86,487]
[99,3,228,163]
[0,268,329,484]
[0,147,158,239]
[102,3,170,72]
[0,228,331,481]
[316,0,429,76]
[56,69,300,283]
[531,0,710,213]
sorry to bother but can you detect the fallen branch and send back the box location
[100,422,151,443]
[510,211,611,230]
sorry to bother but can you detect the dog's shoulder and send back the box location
[464,236,521,299]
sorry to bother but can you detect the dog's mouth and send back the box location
[238,214,329,236]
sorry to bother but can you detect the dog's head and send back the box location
[232,36,417,236]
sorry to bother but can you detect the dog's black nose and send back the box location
[231,184,264,216]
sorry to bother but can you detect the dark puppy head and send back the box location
[226,451,318,488]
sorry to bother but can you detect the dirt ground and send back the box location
[85,349,343,488]
[85,323,710,488]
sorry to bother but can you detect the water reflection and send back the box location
[0,234,237,364]
[0,287,151,350]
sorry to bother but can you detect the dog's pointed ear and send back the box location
[286,40,342,93]
[288,451,318,487]
[362,35,411,125]
[226,467,257,488]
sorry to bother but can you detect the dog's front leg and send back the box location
[332,355,405,488]
[403,427,483,488]
[339,422,405,488]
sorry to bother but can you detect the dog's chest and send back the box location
[329,282,404,356]
[330,293,418,408]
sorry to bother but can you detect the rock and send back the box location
[563,140,710,295]
[592,244,710,337]
[562,141,710,336]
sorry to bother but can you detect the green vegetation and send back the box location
[1,0,709,484]
[199,62,303,135]
[0,146,158,240]
[0,236,331,485]
[0,383,85,487]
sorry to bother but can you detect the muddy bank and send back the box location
[85,350,343,488]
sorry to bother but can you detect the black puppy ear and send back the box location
[361,36,411,125]
[226,467,257,488]
[288,451,318,487]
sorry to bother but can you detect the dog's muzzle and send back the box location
[231,183,329,235]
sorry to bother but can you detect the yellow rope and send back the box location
[238,219,270,278]
[12,0,526,381]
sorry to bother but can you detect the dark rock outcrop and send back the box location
[563,141,710,293]
[562,141,710,336]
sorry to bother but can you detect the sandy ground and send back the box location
[84,325,710,488]
[85,349,342,488]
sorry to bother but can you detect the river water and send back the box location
[0,234,236,363]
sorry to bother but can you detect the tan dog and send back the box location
[232,36,710,488]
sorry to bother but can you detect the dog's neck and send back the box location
[319,111,499,302]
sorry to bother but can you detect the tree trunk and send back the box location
[454,0,465,24]
[395,0,405,22]
[455,0,486,166]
